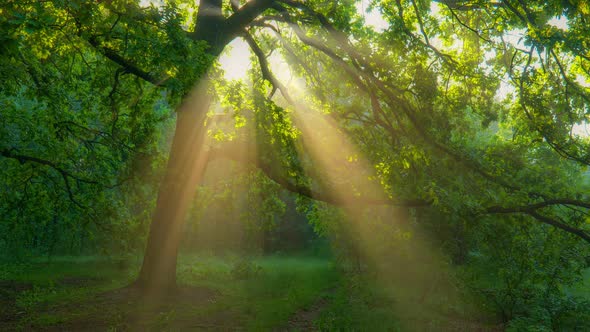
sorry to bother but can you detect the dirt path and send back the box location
[280,291,333,332]
[0,281,32,325]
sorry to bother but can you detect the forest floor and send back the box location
[0,254,509,331]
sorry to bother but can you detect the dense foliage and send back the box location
[2,0,590,328]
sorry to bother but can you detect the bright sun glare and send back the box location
[218,0,389,81]
[218,38,251,81]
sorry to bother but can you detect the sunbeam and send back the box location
[287,94,473,329]
[6,1,590,330]
[138,76,215,295]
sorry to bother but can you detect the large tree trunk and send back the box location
[134,0,275,293]
[135,82,213,292]
[133,0,229,294]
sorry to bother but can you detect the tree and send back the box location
[2,0,590,294]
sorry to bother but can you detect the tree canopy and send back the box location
[2,0,590,325]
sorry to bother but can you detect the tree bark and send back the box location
[134,0,277,293]
[135,82,213,292]
[133,0,226,295]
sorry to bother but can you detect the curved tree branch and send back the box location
[87,36,166,86]
[207,144,430,207]
[486,204,590,243]
[243,31,294,104]
[1,148,98,208]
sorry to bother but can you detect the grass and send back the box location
[177,253,340,330]
[315,267,500,332]
[316,274,402,331]
[0,253,340,331]
[0,252,525,331]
